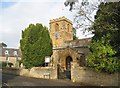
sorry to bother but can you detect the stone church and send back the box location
[49,16,91,74]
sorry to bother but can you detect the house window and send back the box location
[5,50,9,55]
[14,51,17,56]
[5,50,9,62]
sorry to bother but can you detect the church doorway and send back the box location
[66,56,72,70]
[57,56,73,80]
[65,56,72,79]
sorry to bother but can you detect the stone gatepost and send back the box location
[71,61,79,82]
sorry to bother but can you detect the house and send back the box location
[0,47,21,66]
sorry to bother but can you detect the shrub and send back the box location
[2,62,7,67]
[20,23,52,68]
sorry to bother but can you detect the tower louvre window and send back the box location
[67,24,69,32]
[55,23,59,32]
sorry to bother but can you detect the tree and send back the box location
[65,0,120,73]
[64,0,101,32]
[87,2,120,73]
[20,23,53,68]
[0,42,7,47]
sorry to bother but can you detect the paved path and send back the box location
[2,73,86,87]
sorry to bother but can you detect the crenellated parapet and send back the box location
[50,16,72,24]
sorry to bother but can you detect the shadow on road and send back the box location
[2,70,20,87]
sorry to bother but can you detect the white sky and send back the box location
[0,0,93,48]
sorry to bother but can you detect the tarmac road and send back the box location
[0,69,2,87]
[2,73,84,87]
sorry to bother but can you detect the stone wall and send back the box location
[29,67,57,79]
[2,67,23,75]
[3,64,119,86]
[71,62,120,86]
[2,67,57,79]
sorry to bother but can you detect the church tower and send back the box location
[49,16,73,48]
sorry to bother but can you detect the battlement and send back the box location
[50,16,72,24]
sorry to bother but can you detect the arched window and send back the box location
[55,23,59,32]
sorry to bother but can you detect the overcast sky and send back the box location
[0,0,93,48]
